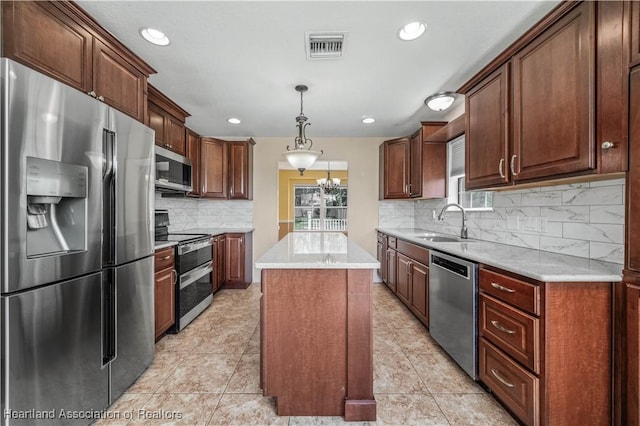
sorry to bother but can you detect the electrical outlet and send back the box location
[507,215,520,230]
[538,216,548,233]
[523,217,537,232]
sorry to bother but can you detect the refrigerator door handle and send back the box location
[103,130,117,266]
[102,270,117,367]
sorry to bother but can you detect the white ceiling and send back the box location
[77,1,560,139]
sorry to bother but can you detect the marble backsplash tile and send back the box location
[401,177,625,264]
[155,193,253,231]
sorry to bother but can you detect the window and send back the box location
[447,135,493,210]
[293,185,348,231]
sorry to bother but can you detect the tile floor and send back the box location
[96,283,517,426]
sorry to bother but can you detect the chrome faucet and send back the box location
[437,203,468,239]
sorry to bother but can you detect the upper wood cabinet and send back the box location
[461,1,628,190]
[201,137,229,199]
[627,67,640,275]
[631,1,640,68]
[409,130,423,198]
[228,139,255,200]
[186,128,201,198]
[147,85,190,156]
[1,1,155,122]
[465,65,510,190]
[380,137,411,199]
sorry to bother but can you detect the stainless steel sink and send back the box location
[415,234,472,243]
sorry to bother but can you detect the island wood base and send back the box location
[260,268,376,421]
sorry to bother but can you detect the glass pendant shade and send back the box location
[283,84,323,175]
[283,150,322,171]
[424,92,456,111]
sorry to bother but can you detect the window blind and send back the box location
[448,135,465,177]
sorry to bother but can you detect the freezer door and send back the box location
[0,272,108,426]
[1,58,106,293]
[103,108,154,266]
[108,256,155,403]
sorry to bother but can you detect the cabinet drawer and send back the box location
[154,247,175,272]
[397,239,429,265]
[480,294,540,373]
[480,268,540,315]
[479,338,539,426]
[388,236,397,249]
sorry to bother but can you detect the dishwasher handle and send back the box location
[430,253,470,280]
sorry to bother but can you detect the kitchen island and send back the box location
[255,232,379,421]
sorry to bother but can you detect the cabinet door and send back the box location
[627,284,640,426]
[166,116,185,155]
[410,262,429,327]
[382,138,411,199]
[225,234,245,283]
[511,2,595,182]
[386,248,397,293]
[631,1,640,68]
[409,130,422,197]
[186,129,201,197]
[396,253,411,305]
[229,141,253,200]
[154,268,175,339]
[93,38,146,122]
[422,142,447,199]
[201,138,228,198]
[2,1,93,93]
[148,103,166,148]
[217,235,226,288]
[629,68,640,273]
[376,241,384,282]
[465,64,510,189]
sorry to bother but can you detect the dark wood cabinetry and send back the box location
[396,253,412,305]
[376,232,388,283]
[478,266,611,426]
[186,128,201,197]
[147,85,190,156]
[154,246,176,340]
[211,235,226,293]
[385,247,397,293]
[627,284,640,426]
[408,261,428,326]
[225,233,253,289]
[628,68,640,274]
[201,138,229,199]
[201,138,254,200]
[1,0,155,122]
[461,1,627,190]
[465,65,510,190]
[379,122,447,200]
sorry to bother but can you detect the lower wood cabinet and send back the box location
[212,235,226,292]
[479,266,612,425]
[225,232,253,289]
[627,283,640,426]
[154,246,176,340]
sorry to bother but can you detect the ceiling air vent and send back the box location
[305,32,347,60]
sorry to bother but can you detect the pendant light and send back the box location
[424,91,457,111]
[317,162,341,195]
[283,85,323,175]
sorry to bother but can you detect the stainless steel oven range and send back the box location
[155,210,213,332]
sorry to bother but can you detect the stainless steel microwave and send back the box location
[155,146,193,193]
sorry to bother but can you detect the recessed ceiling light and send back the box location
[362,117,376,124]
[140,27,170,46]
[398,21,426,41]
[424,92,457,111]
[227,117,242,124]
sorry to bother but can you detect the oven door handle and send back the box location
[180,261,213,289]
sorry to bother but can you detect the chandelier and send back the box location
[283,85,323,175]
[317,162,341,195]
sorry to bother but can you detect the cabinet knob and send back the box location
[97,95,104,102]
[87,90,97,98]
[601,141,615,150]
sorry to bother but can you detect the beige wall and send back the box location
[253,137,386,281]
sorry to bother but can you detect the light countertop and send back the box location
[154,241,178,250]
[178,227,254,236]
[378,228,623,283]
[256,232,379,269]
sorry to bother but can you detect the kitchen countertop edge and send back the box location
[377,227,623,283]
[154,241,178,250]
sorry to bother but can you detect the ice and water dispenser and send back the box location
[26,156,88,257]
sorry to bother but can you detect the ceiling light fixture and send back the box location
[398,21,426,41]
[283,85,323,176]
[424,91,457,111]
[140,27,170,46]
[317,162,341,195]
[362,117,376,124]
[227,117,242,124]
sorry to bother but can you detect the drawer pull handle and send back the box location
[160,255,172,261]
[490,369,515,388]
[491,320,516,334]
[491,282,516,293]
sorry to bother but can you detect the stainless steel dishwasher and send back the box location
[429,250,478,379]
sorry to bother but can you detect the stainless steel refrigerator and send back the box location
[0,58,155,425]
